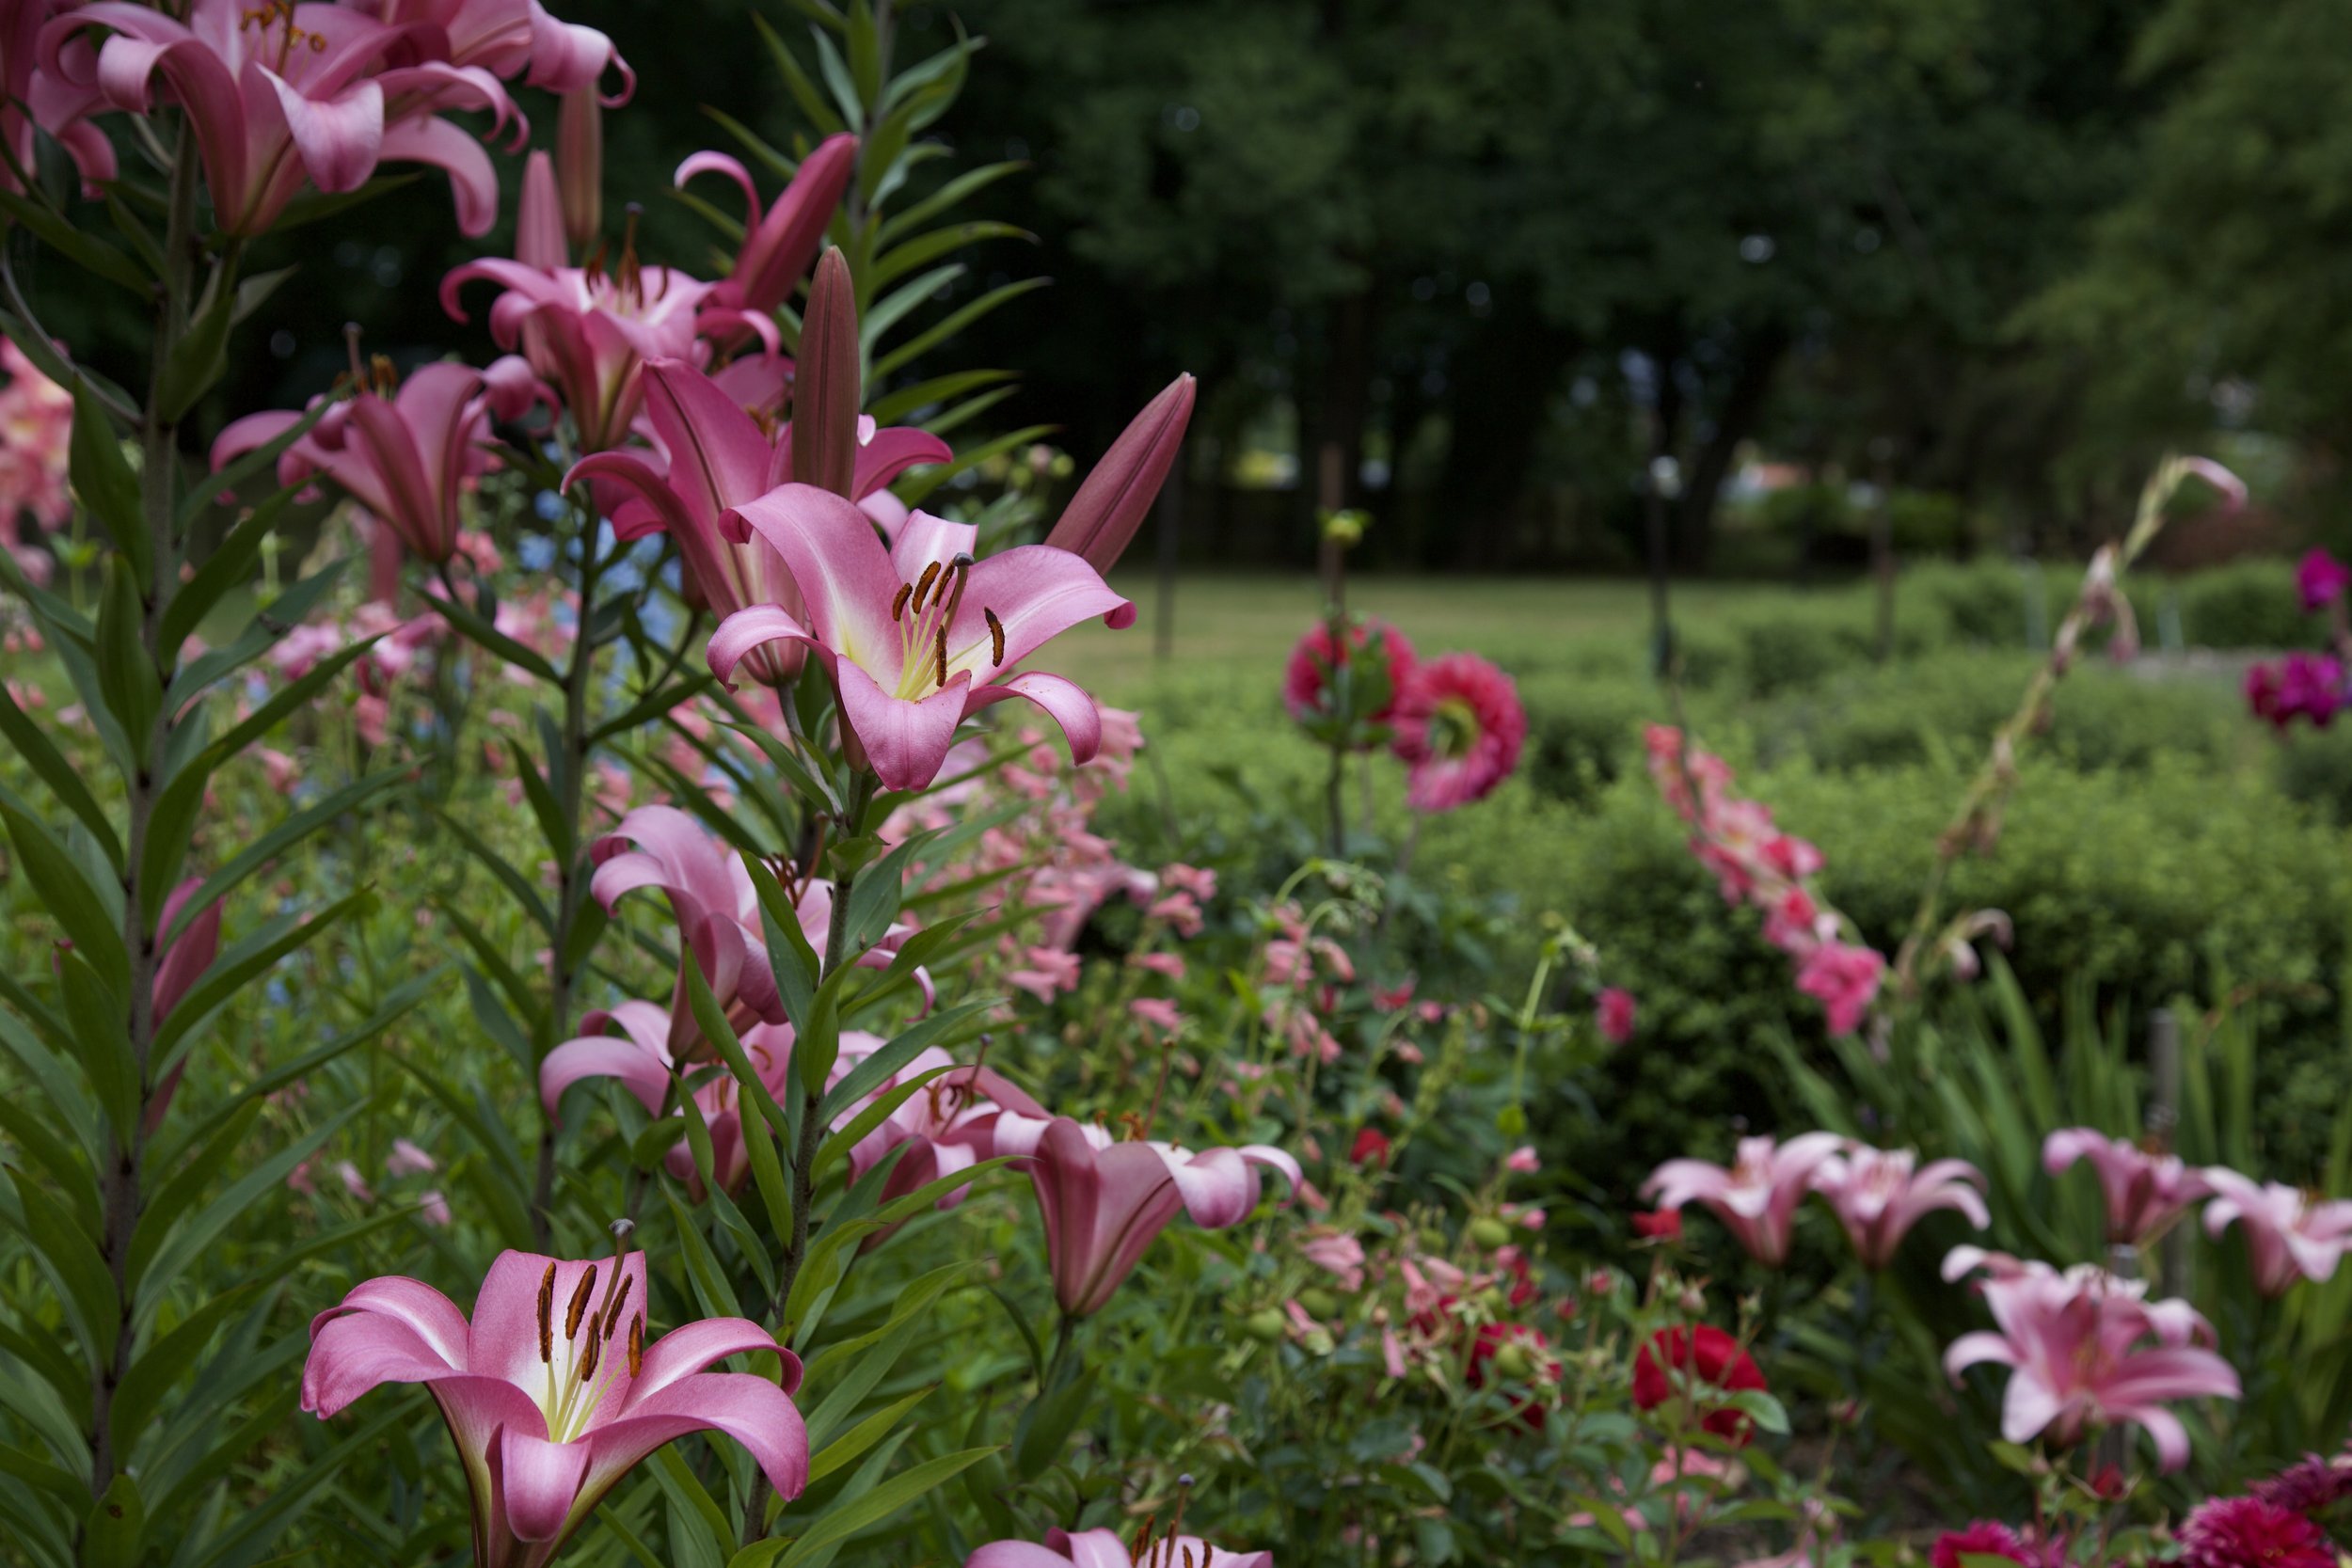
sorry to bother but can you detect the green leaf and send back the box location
[177,399,326,536]
[815,997,992,1126]
[154,889,372,1064]
[754,15,846,136]
[0,680,121,870]
[0,188,149,293]
[135,1101,360,1314]
[10,1168,119,1370]
[745,856,822,1037]
[866,368,1015,428]
[1,800,127,995]
[896,424,1057,509]
[129,1103,261,1289]
[160,489,289,656]
[165,769,404,950]
[93,556,162,747]
[428,804,555,935]
[158,258,237,421]
[66,377,146,589]
[1014,1366,1097,1480]
[755,1447,999,1568]
[165,559,351,710]
[870,277,1050,382]
[108,1285,261,1460]
[806,1386,931,1484]
[871,223,1028,295]
[77,1473,143,1568]
[56,951,136,1142]
[876,162,1026,250]
[426,586,562,683]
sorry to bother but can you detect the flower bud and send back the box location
[1242,1307,1287,1343]
[516,150,566,268]
[1298,1288,1339,1319]
[1469,1216,1512,1251]
[791,248,860,499]
[557,86,602,252]
[1493,1340,1535,1380]
[1044,373,1195,578]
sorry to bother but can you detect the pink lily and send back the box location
[440,250,772,453]
[564,357,946,681]
[1809,1143,1988,1271]
[303,1249,806,1567]
[358,0,632,101]
[3,8,115,198]
[2042,1129,2212,1246]
[969,1529,1271,1568]
[708,487,1133,791]
[676,135,861,318]
[1944,1267,2238,1471]
[588,804,926,1057]
[1643,1132,1843,1267]
[211,355,544,565]
[42,0,523,237]
[2201,1169,2352,1296]
[949,1075,1299,1317]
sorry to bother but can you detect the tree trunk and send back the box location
[1435,300,1577,570]
[1674,325,1788,571]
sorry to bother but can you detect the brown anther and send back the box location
[602,1275,633,1338]
[535,1262,558,1363]
[578,1326,601,1381]
[934,625,949,689]
[911,560,942,611]
[627,1313,644,1377]
[564,1266,596,1339]
[891,582,914,622]
[1117,1110,1150,1142]
[940,553,975,627]
[985,607,1006,667]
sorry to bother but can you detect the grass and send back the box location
[1046,571,1835,696]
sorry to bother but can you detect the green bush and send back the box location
[2173,558,2318,650]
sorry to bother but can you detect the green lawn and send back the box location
[1048,571,1822,696]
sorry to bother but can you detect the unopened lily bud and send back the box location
[516,150,565,268]
[791,248,860,499]
[557,85,602,252]
[1469,1216,1512,1251]
[1044,372,1196,579]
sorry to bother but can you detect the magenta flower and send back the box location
[213,357,541,565]
[708,487,1133,791]
[2201,1169,2352,1296]
[1282,617,1417,746]
[1943,1268,2238,1471]
[2246,651,2346,731]
[565,358,946,681]
[969,1528,1271,1568]
[2042,1129,2211,1246]
[1596,987,1637,1045]
[589,804,924,1058]
[956,1078,1299,1317]
[1793,941,1883,1037]
[1642,1132,1843,1267]
[1390,652,1526,813]
[2179,1497,2336,1568]
[1810,1144,1988,1271]
[42,0,524,237]
[1928,1522,2031,1568]
[675,135,861,319]
[440,254,771,453]
[305,1249,805,1567]
[365,0,632,101]
[2297,549,2352,612]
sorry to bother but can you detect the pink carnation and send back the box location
[2177,1497,2336,1568]
[1391,652,1526,813]
[1928,1523,2031,1568]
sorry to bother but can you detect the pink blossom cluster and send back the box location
[0,336,72,583]
[2044,1130,2352,1295]
[1645,725,1885,1036]
[2245,550,2352,731]
[290,1134,450,1229]
[1644,1132,1986,1270]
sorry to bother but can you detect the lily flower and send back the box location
[1810,1143,1988,1271]
[3,9,114,198]
[1643,1132,1843,1267]
[564,358,946,681]
[360,0,633,101]
[2201,1169,2352,1296]
[42,0,524,237]
[950,1075,1299,1317]
[588,804,926,1057]
[2042,1129,2212,1246]
[303,1249,807,1567]
[676,135,861,318]
[440,239,772,452]
[1944,1267,2238,1471]
[212,353,543,565]
[708,487,1133,791]
[969,1528,1271,1568]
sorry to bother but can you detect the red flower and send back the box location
[2178,1497,2337,1568]
[1929,1523,2032,1568]
[1283,617,1417,745]
[1596,987,1637,1044]
[1349,1128,1392,1168]
[1631,1325,1767,1445]
[1391,652,1526,813]
[1630,1209,1683,1242]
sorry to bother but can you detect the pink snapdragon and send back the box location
[2201,1169,2352,1296]
[1643,1132,1843,1267]
[304,1249,806,1567]
[2042,1129,2211,1245]
[1809,1144,1988,1270]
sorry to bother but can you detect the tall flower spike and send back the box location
[792,248,861,499]
[1044,373,1197,577]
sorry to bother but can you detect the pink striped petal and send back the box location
[499,1428,587,1541]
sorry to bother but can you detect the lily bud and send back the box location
[735,133,859,316]
[1045,372,1195,578]
[557,85,602,252]
[791,248,860,499]
[516,150,566,269]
